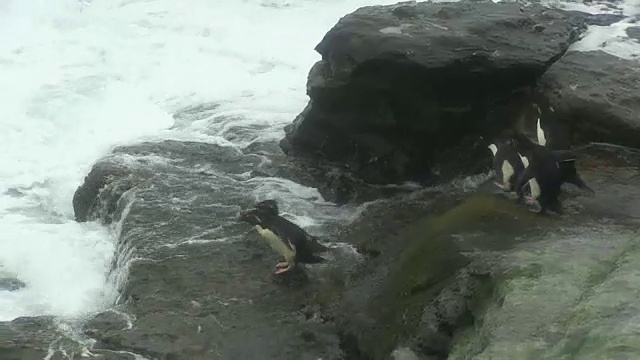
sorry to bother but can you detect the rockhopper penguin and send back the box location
[511,133,575,215]
[238,199,327,274]
[488,139,526,192]
[487,138,538,203]
[517,152,542,207]
[532,102,595,194]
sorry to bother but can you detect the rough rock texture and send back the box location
[67,140,365,360]
[280,1,592,189]
[40,135,640,360]
[319,144,640,360]
[537,50,640,149]
[626,26,640,41]
[72,161,147,224]
[325,193,533,360]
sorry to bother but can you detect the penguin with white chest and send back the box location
[534,103,572,150]
[511,133,576,215]
[238,199,327,275]
[487,138,539,203]
[487,139,527,193]
[533,103,595,194]
[516,152,543,207]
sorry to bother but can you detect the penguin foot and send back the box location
[275,262,289,269]
[274,264,293,275]
[525,196,538,205]
[494,182,508,190]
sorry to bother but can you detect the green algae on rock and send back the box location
[328,194,538,359]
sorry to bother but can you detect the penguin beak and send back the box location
[238,210,251,222]
[238,209,263,225]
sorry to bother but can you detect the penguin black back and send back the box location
[488,139,526,192]
[511,133,568,214]
[530,104,595,194]
[532,100,573,150]
[240,200,326,264]
[254,199,279,216]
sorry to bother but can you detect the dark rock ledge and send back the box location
[65,143,640,360]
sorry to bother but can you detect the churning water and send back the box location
[0,0,638,325]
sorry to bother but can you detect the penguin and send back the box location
[487,140,525,192]
[531,102,595,194]
[238,199,327,274]
[516,152,542,206]
[511,132,575,215]
[251,199,328,252]
[533,103,572,150]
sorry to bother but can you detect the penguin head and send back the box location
[238,209,264,226]
[239,200,280,226]
[254,199,279,216]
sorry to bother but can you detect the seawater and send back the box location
[0,0,638,323]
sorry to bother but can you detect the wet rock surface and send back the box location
[626,26,640,41]
[537,50,640,148]
[280,0,598,190]
[5,139,639,360]
[64,139,366,360]
[0,317,68,360]
[322,144,640,360]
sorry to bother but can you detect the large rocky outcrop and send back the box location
[280,1,596,189]
[536,50,640,149]
[320,144,640,360]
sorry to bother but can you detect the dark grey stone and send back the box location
[537,50,640,148]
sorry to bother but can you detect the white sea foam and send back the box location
[549,0,640,60]
[0,0,400,321]
[0,0,637,323]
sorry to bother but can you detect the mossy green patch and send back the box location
[356,194,531,359]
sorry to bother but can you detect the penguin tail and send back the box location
[575,177,596,194]
[307,235,330,253]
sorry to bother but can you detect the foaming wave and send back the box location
[0,216,116,321]
[242,176,361,228]
[0,0,175,321]
[561,0,640,60]
[570,18,640,60]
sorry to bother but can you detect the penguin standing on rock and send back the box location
[511,133,576,215]
[487,139,526,192]
[238,199,327,275]
[516,152,543,207]
[532,102,595,194]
